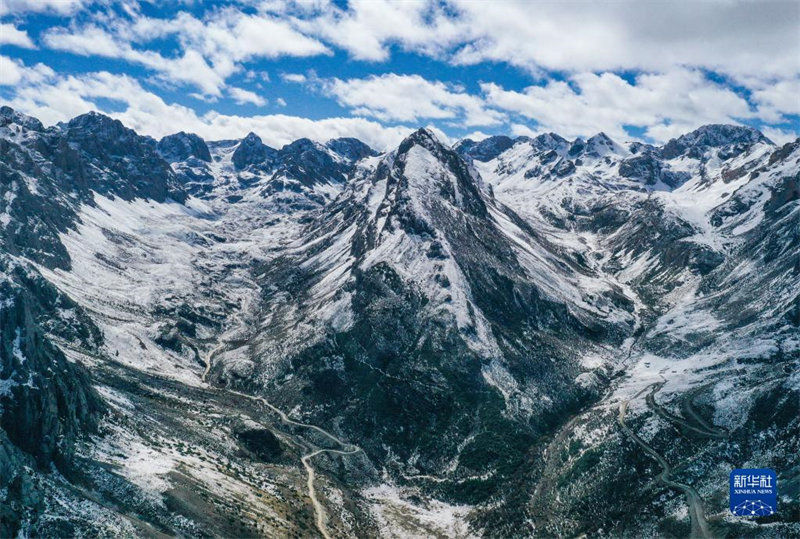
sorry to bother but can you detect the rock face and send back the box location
[231,132,278,170]
[0,247,104,538]
[1,108,799,537]
[0,264,103,468]
[274,137,353,187]
[660,124,772,159]
[157,132,212,163]
[61,112,187,203]
[325,137,378,162]
[618,150,691,188]
[454,135,518,162]
[213,128,633,493]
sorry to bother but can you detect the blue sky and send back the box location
[1,0,798,149]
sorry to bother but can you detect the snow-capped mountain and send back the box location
[210,128,635,486]
[1,107,798,537]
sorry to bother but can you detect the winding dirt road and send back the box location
[646,382,727,439]
[203,337,361,539]
[680,385,730,439]
[618,385,711,539]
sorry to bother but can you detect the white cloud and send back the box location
[42,24,121,56]
[448,1,799,79]
[509,123,538,138]
[0,55,53,86]
[39,7,330,96]
[749,77,800,123]
[287,0,799,81]
[761,127,799,146]
[316,73,504,127]
[4,59,411,150]
[165,8,330,62]
[281,72,307,84]
[229,87,266,106]
[200,111,413,150]
[0,23,35,48]
[462,130,492,142]
[483,69,757,142]
[284,0,799,130]
[0,55,24,86]
[43,25,226,96]
[0,0,86,16]
[7,1,798,142]
[290,0,466,62]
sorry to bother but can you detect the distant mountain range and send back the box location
[1,104,798,537]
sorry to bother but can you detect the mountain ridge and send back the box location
[1,106,798,537]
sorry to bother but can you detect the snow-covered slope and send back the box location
[1,107,798,537]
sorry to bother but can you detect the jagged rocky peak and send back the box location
[454,135,517,162]
[157,131,211,163]
[768,137,800,166]
[231,131,277,170]
[627,140,656,155]
[527,132,568,152]
[398,126,439,148]
[660,123,773,159]
[567,136,586,157]
[390,127,488,217]
[0,106,44,133]
[55,111,186,203]
[280,137,324,155]
[273,137,351,186]
[63,111,132,143]
[586,131,617,151]
[569,132,625,158]
[325,137,378,162]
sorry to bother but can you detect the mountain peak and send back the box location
[398,127,444,154]
[232,131,277,170]
[157,131,211,163]
[0,105,44,132]
[281,137,320,153]
[325,137,378,162]
[391,127,488,219]
[242,131,263,145]
[454,135,516,162]
[63,111,132,143]
[689,124,770,145]
[585,132,625,156]
[587,132,612,144]
[525,132,569,152]
[661,123,772,159]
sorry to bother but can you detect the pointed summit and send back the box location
[389,127,488,219]
[527,132,569,152]
[398,127,457,156]
[232,131,277,170]
[272,136,352,187]
[64,111,131,144]
[585,132,626,157]
[242,131,262,145]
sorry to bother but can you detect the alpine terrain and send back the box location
[1,105,798,537]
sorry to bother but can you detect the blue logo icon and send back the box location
[730,468,777,517]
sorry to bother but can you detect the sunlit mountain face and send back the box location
[1,105,798,536]
[1,1,799,536]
